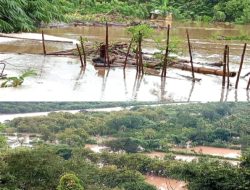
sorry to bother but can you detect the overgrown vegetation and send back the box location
[0,145,249,190]
[1,0,250,33]
[2,103,249,150]
[0,102,250,190]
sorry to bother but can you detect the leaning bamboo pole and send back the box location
[235,43,247,89]
[80,36,87,66]
[105,22,110,67]
[76,44,84,67]
[161,24,170,77]
[42,31,46,55]
[186,29,195,82]
[124,38,133,70]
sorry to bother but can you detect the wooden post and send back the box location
[80,36,86,66]
[186,29,195,82]
[138,32,144,74]
[124,38,133,70]
[135,45,139,72]
[42,31,46,55]
[76,44,84,67]
[222,45,227,87]
[235,43,247,89]
[226,46,230,89]
[105,22,110,67]
[161,24,170,77]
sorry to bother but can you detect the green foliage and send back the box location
[106,138,142,153]
[0,0,65,33]
[127,24,154,42]
[0,102,250,190]
[1,70,37,88]
[0,124,6,148]
[186,159,250,190]
[3,102,249,151]
[2,0,250,33]
[57,173,84,190]
[168,0,250,23]
[0,102,156,114]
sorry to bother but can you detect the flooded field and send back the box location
[0,22,250,101]
[145,175,187,190]
[143,150,240,165]
[173,146,241,159]
[144,151,197,162]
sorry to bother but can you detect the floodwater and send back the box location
[0,22,250,101]
[143,150,240,165]
[144,151,196,162]
[173,146,241,159]
[145,175,187,190]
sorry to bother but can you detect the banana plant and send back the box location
[1,70,37,88]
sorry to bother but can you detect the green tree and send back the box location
[0,124,6,148]
[57,173,84,190]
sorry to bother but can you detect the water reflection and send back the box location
[188,82,195,102]
[0,53,249,101]
[132,73,143,100]
[73,67,85,91]
[100,68,110,100]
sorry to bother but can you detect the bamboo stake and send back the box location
[222,45,227,87]
[76,44,84,67]
[161,24,170,77]
[186,29,195,82]
[235,43,247,89]
[123,38,133,70]
[226,46,230,89]
[135,46,139,72]
[105,22,110,67]
[42,31,46,55]
[80,36,87,66]
[138,32,144,74]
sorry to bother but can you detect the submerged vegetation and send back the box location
[0,70,37,88]
[1,0,250,33]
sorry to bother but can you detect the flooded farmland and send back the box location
[0,22,250,101]
[145,175,187,190]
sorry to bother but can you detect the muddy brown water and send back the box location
[0,22,250,101]
[145,175,187,190]
[173,146,241,159]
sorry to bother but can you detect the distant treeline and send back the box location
[1,0,250,33]
[0,102,157,114]
[2,102,250,150]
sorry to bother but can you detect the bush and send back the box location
[57,173,84,190]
